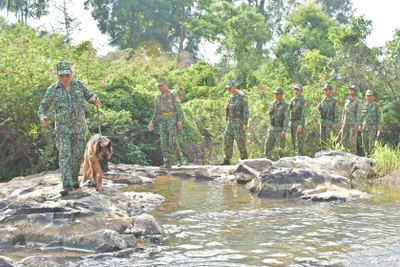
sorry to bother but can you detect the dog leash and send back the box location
[97,105,102,135]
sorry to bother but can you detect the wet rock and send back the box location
[300,184,367,201]
[0,256,15,267]
[194,168,212,179]
[133,214,164,244]
[66,229,128,252]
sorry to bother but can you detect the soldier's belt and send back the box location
[160,112,175,116]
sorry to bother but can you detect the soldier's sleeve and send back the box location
[173,92,185,122]
[37,85,54,120]
[283,102,290,132]
[356,100,363,125]
[151,95,160,124]
[333,99,340,124]
[377,103,382,126]
[300,98,307,126]
[242,94,249,125]
[81,81,97,103]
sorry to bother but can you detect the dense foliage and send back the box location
[1,1,399,181]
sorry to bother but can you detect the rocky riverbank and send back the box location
[0,150,390,266]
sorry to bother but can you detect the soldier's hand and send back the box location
[354,124,359,131]
[297,125,303,133]
[358,126,362,132]
[281,131,286,137]
[40,118,48,127]
[93,97,100,107]
[224,105,228,111]
[177,121,183,131]
[242,124,248,132]
[332,124,337,130]
[268,107,274,113]
[148,122,153,131]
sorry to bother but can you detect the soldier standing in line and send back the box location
[316,83,340,150]
[221,80,249,165]
[288,84,308,156]
[264,87,289,160]
[339,85,363,154]
[358,90,382,157]
[148,78,184,168]
[38,61,100,196]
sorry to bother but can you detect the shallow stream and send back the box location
[3,176,400,266]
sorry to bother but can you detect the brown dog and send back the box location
[82,134,112,191]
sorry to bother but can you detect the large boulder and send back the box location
[246,151,375,200]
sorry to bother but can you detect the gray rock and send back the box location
[66,229,127,252]
[133,214,163,236]
[234,158,273,184]
[246,151,375,201]
[0,256,15,267]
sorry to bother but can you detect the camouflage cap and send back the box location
[56,61,72,75]
[156,77,167,86]
[225,80,236,89]
[366,90,374,96]
[349,84,357,91]
[273,86,284,94]
[294,84,303,91]
[323,83,332,90]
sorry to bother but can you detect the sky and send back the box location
[1,0,400,59]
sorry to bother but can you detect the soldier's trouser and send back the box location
[160,115,182,165]
[56,133,86,190]
[362,129,376,156]
[264,127,286,159]
[341,124,357,154]
[290,120,304,156]
[224,119,247,161]
[320,121,335,149]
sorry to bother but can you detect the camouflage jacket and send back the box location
[360,102,382,130]
[226,91,249,125]
[341,97,363,126]
[152,90,184,124]
[289,95,308,125]
[317,96,339,125]
[38,79,96,134]
[268,99,289,131]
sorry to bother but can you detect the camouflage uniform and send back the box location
[289,85,308,156]
[151,80,184,167]
[360,90,381,156]
[317,85,340,149]
[223,82,249,162]
[38,61,97,192]
[264,87,289,159]
[340,87,363,154]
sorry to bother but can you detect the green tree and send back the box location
[0,0,49,24]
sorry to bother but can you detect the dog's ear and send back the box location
[106,141,111,149]
[96,142,102,154]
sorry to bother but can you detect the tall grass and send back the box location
[371,143,400,175]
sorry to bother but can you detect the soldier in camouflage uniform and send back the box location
[339,85,363,154]
[264,87,289,160]
[222,80,249,165]
[148,78,184,168]
[288,84,308,156]
[38,61,100,196]
[358,90,382,157]
[316,84,340,149]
